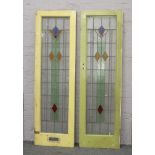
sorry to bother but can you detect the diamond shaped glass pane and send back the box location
[103,52,108,61]
[95,52,100,61]
[49,52,54,60]
[97,105,103,114]
[51,104,57,112]
[98,25,105,36]
[58,52,62,61]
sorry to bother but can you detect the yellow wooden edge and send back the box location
[34,13,41,132]
[37,10,76,17]
[68,10,76,147]
[34,10,76,147]
[81,10,120,16]
[35,133,73,147]
[79,10,123,148]
[79,11,87,141]
[114,10,123,145]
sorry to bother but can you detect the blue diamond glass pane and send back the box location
[98,25,105,36]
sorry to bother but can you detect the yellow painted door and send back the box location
[80,10,123,148]
[34,11,76,147]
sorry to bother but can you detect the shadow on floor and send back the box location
[23,141,132,155]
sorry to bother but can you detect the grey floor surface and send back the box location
[23,141,132,155]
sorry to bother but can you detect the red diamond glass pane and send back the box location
[51,104,57,112]
[97,105,103,114]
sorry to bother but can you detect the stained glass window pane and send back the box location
[86,16,116,135]
[41,17,70,133]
